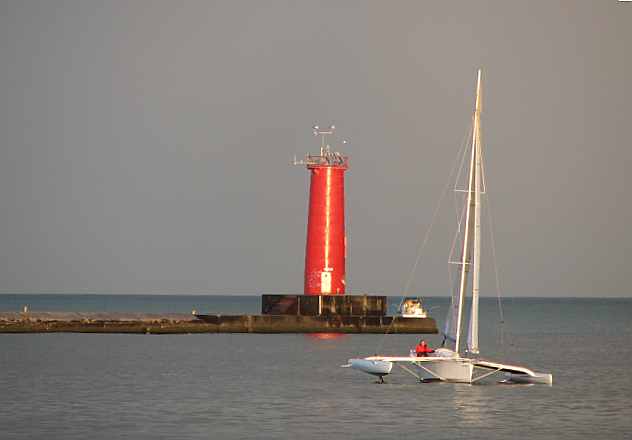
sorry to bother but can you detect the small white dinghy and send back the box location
[345,69,552,386]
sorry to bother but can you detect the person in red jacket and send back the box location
[415,340,434,357]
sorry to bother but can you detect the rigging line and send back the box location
[477,129,507,350]
[443,256,460,341]
[454,123,474,194]
[402,127,472,298]
[483,174,507,347]
[448,202,467,265]
[453,124,473,230]
[374,133,471,355]
[400,176,449,297]
[480,150,503,322]
[444,124,474,342]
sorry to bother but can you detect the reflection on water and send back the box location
[304,333,348,341]
[1,297,632,439]
[451,383,488,427]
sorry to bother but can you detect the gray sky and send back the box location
[0,1,630,296]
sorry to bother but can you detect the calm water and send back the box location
[1,295,631,439]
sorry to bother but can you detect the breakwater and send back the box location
[0,311,437,334]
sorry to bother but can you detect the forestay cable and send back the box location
[374,128,472,355]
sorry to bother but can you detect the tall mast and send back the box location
[468,69,482,354]
[455,70,481,355]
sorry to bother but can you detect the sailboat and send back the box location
[345,69,552,385]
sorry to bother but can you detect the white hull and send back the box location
[348,354,552,385]
[505,372,553,385]
[400,313,428,319]
[350,353,474,383]
[348,359,393,377]
[419,359,474,383]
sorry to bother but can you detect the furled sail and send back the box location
[467,295,479,353]
[443,290,459,344]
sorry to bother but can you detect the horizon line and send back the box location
[0,292,630,299]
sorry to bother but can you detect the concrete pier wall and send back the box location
[196,314,437,333]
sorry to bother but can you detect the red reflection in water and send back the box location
[305,333,347,341]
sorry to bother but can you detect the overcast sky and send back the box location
[0,1,630,296]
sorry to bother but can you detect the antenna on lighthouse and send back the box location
[313,124,336,156]
[295,124,348,167]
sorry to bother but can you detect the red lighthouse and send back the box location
[295,125,349,295]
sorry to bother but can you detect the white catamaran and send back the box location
[345,70,552,385]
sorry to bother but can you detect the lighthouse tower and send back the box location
[295,125,349,295]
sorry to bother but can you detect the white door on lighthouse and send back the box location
[321,271,332,294]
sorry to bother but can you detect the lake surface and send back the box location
[1,295,631,439]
